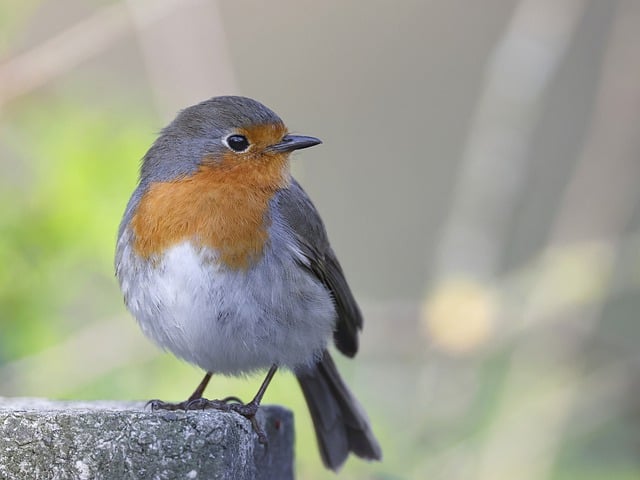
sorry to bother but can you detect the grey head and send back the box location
[118,96,321,239]
[139,96,286,186]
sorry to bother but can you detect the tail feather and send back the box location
[296,351,382,471]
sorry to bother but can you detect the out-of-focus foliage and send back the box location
[0,98,143,358]
[0,2,39,54]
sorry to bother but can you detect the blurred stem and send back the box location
[476,1,640,479]
[429,0,586,281]
[0,2,130,107]
[125,0,238,120]
[0,0,212,109]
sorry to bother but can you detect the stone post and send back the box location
[0,398,294,480]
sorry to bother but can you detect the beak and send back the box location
[269,134,322,153]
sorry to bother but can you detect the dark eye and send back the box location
[225,134,250,152]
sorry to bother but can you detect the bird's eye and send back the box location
[224,134,250,152]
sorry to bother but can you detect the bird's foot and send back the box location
[188,398,266,445]
[146,399,191,411]
[146,395,243,412]
[147,396,267,445]
[229,400,267,445]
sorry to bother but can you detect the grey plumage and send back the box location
[297,351,382,470]
[275,180,381,470]
[275,180,363,356]
[115,95,382,471]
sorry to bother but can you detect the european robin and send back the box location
[115,95,382,470]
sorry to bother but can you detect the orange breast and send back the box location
[130,153,290,270]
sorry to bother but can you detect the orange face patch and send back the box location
[130,141,291,270]
[239,123,288,151]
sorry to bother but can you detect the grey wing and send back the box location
[275,179,363,357]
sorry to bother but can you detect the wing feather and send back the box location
[274,179,362,357]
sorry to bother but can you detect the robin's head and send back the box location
[139,96,321,185]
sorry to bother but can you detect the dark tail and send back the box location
[296,350,382,471]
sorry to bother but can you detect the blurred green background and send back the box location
[1,0,639,478]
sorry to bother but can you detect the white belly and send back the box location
[115,230,336,375]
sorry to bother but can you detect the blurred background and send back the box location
[1,0,639,478]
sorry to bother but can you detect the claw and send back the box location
[228,401,258,417]
[148,397,266,444]
[228,401,267,445]
[146,399,187,411]
[145,365,278,446]
[184,398,231,411]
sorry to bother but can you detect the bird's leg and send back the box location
[186,365,279,444]
[147,372,213,411]
[188,371,213,401]
[148,366,279,444]
[227,364,278,417]
[228,364,278,444]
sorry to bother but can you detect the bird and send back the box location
[114,95,382,471]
